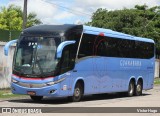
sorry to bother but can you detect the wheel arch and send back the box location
[71,77,85,95]
[128,76,136,86]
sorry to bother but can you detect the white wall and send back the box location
[155,59,159,78]
[0,42,15,89]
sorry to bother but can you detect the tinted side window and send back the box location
[78,33,154,59]
[60,45,76,74]
[135,41,154,59]
[78,34,95,58]
[106,37,154,59]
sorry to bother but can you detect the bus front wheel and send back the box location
[30,95,43,101]
[127,81,135,97]
[69,82,83,102]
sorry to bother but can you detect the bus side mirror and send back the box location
[57,40,76,58]
[4,39,17,56]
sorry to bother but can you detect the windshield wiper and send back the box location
[13,68,26,76]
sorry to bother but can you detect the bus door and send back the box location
[59,44,76,96]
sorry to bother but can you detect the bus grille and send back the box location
[17,82,46,88]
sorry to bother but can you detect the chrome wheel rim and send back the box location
[137,84,141,92]
[74,88,80,97]
[129,83,134,94]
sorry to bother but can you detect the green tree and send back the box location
[87,5,160,51]
[0,4,42,31]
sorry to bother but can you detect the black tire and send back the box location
[69,82,83,102]
[127,81,135,97]
[30,96,43,101]
[135,81,143,96]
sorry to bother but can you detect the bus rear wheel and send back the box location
[127,81,135,97]
[69,82,83,102]
[30,96,43,101]
[135,81,143,96]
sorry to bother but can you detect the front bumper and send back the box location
[11,82,61,97]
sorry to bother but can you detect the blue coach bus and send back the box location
[4,24,155,102]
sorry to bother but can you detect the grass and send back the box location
[0,88,27,99]
[154,77,160,85]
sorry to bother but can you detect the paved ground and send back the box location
[0,85,160,116]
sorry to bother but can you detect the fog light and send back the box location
[49,90,55,94]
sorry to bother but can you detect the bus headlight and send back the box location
[11,79,19,83]
[46,81,55,86]
[46,77,66,86]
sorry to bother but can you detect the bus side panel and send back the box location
[74,57,101,95]
[73,56,155,95]
[58,72,72,97]
[106,57,155,91]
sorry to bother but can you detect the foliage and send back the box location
[0,89,26,99]
[154,77,160,85]
[0,4,42,31]
[87,5,160,52]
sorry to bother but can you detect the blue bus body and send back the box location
[6,25,155,101]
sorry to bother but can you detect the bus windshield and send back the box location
[13,36,61,77]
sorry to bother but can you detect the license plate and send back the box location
[27,91,36,96]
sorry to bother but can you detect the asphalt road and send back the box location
[0,85,160,116]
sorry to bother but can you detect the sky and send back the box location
[0,0,160,25]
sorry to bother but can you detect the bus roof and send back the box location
[83,25,155,43]
[23,24,154,43]
[22,24,82,36]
